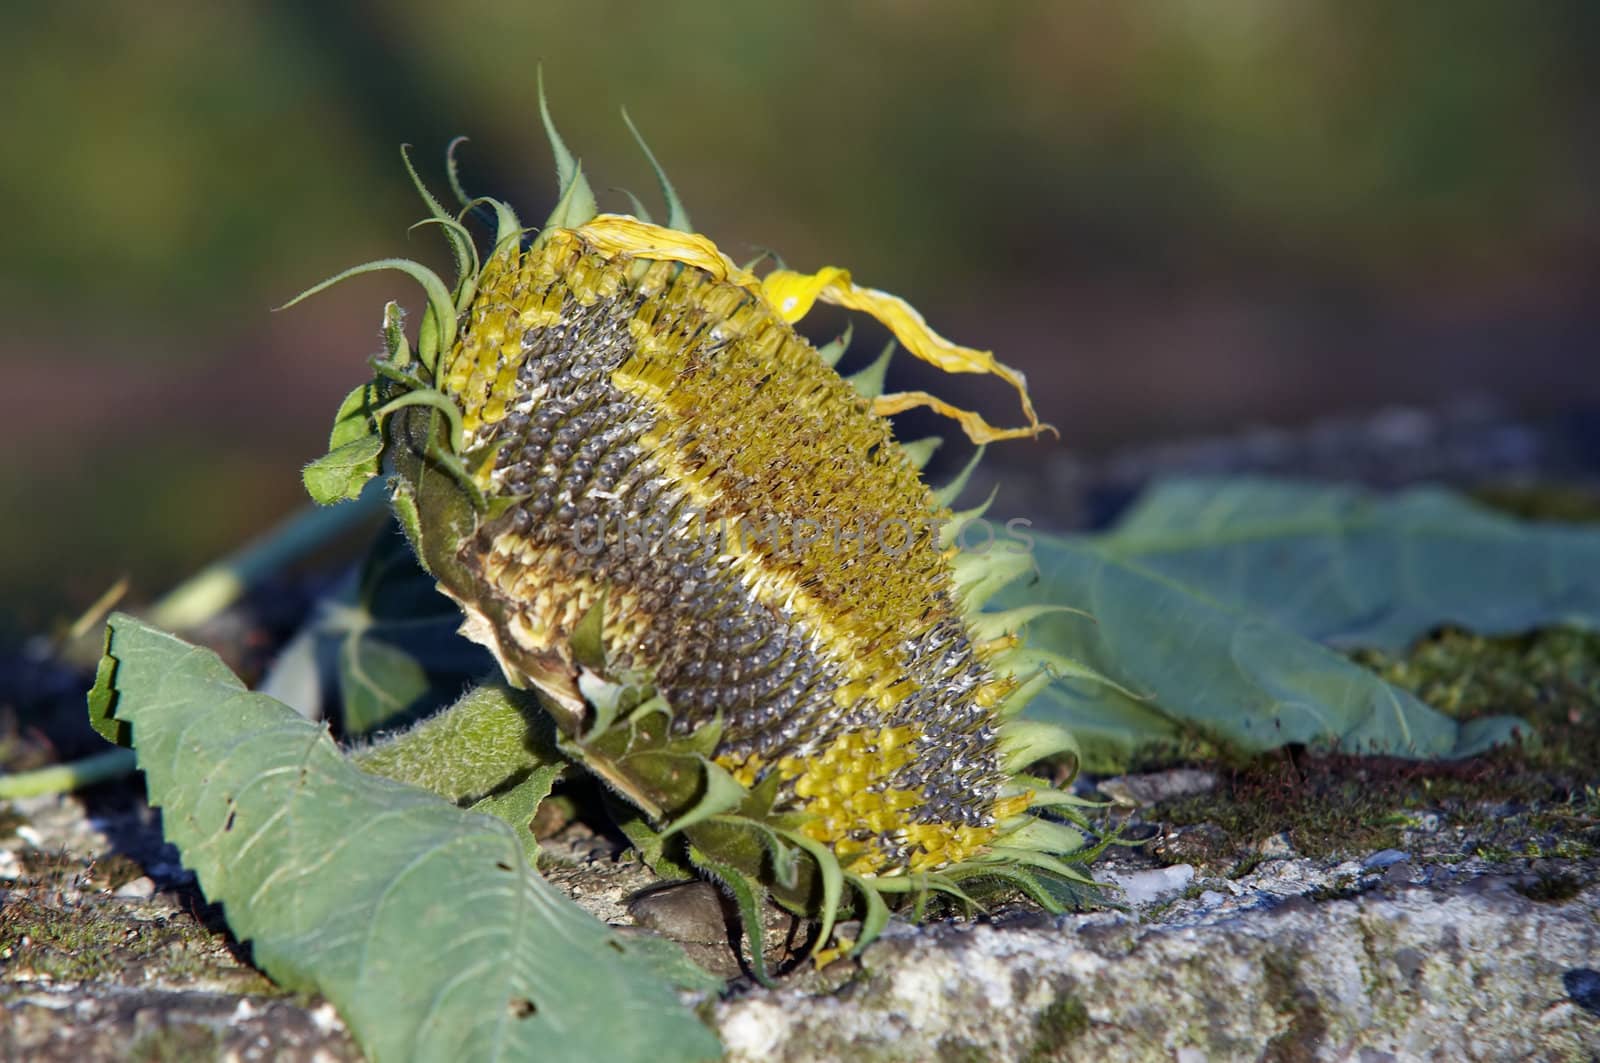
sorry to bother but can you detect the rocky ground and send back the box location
[2,764,1596,1061]
[3,403,1598,1061]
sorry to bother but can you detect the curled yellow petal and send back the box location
[872,391,1059,444]
[763,268,1050,443]
[572,214,763,293]
[760,266,853,323]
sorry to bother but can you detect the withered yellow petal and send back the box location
[573,214,763,293]
[763,267,1051,442]
[760,266,853,322]
[873,391,1058,444]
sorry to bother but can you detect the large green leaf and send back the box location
[1097,478,1600,651]
[91,613,721,1063]
[262,523,494,735]
[1008,478,1593,770]
[1014,535,1525,771]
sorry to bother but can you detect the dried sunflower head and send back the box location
[294,93,1111,969]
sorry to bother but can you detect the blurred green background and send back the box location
[2,1,1596,636]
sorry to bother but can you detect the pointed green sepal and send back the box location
[982,845,1096,887]
[968,603,1091,643]
[689,844,774,987]
[621,106,691,232]
[951,543,1035,610]
[659,760,746,839]
[576,672,641,743]
[374,388,466,456]
[815,323,854,368]
[900,436,942,471]
[538,70,597,228]
[467,196,526,255]
[845,339,896,399]
[545,163,599,230]
[444,135,474,208]
[571,592,608,670]
[932,445,987,509]
[401,144,477,296]
[998,719,1080,774]
[991,646,1147,705]
[942,485,999,545]
[618,187,655,225]
[381,301,411,367]
[1002,815,1089,857]
[772,827,844,965]
[844,873,891,957]
[280,258,457,375]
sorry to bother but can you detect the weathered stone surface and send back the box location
[1097,769,1218,808]
[4,785,1599,1060]
[715,863,1600,1062]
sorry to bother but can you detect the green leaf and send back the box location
[468,761,566,862]
[306,374,386,504]
[1094,477,1600,651]
[610,930,725,997]
[1016,533,1527,769]
[328,380,382,450]
[328,524,495,735]
[337,624,432,735]
[353,683,561,806]
[570,592,607,670]
[1008,476,1600,770]
[303,433,384,506]
[93,613,721,1063]
[86,638,128,746]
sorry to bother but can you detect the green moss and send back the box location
[1024,990,1090,1062]
[0,850,281,994]
[0,893,275,991]
[1155,761,1412,862]
[1151,626,1600,865]
[1352,627,1600,750]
